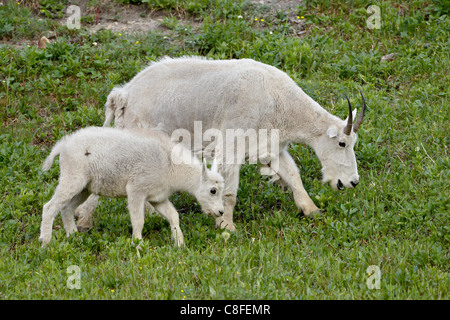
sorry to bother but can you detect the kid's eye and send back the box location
[339,142,346,148]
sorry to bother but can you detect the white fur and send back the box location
[39,127,224,247]
[79,56,364,231]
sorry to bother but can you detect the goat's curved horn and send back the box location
[343,94,353,136]
[353,90,366,133]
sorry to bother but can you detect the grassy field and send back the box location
[0,0,448,300]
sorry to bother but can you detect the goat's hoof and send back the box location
[226,223,236,232]
[176,242,185,248]
[218,221,236,232]
[215,218,236,232]
[39,236,50,247]
[300,209,322,219]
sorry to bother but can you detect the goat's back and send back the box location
[58,127,170,181]
[117,57,298,133]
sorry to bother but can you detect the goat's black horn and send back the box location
[353,90,366,133]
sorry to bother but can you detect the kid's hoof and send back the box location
[77,226,90,232]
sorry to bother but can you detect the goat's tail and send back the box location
[103,87,128,128]
[42,138,65,171]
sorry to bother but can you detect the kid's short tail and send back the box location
[42,139,65,171]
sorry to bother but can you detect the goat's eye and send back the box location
[210,188,216,195]
[339,142,346,148]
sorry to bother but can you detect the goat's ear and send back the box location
[211,158,218,173]
[202,158,208,181]
[327,125,338,138]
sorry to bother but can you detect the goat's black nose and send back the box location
[337,179,344,190]
[219,210,224,216]
[351,180,359,188]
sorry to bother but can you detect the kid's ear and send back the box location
[211,158,218,173]
[202,158,208,181]
[344,108,358,124]
[327,125,338,138]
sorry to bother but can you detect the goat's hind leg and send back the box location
[75,194,99,232]
[76,196,155,233]
[61,189,90,237]
[39,178,88,246]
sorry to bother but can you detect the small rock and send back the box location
[380,53,398,62]
[37,36,50,49]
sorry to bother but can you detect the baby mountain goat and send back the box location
[39,127,224,247]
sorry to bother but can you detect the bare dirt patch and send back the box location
[67,0,199,35]
[249,0,306,35]
[250,0,302,16]
[67,0,304,35]
[2,0,306,49]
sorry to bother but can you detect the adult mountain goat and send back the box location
[77,56,366,232]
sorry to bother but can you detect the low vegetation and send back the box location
[0,0,448,299]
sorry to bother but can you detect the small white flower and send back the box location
[237,15,243,19]
[222,231,230,241]
[415,146,420,152]
[93,42,98,46]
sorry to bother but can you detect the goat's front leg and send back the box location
[153,200,184,247]
[126,191,146,241]
[274,149,321,217]
[215,163,240,232]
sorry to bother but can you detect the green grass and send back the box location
[0,0,449,299]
